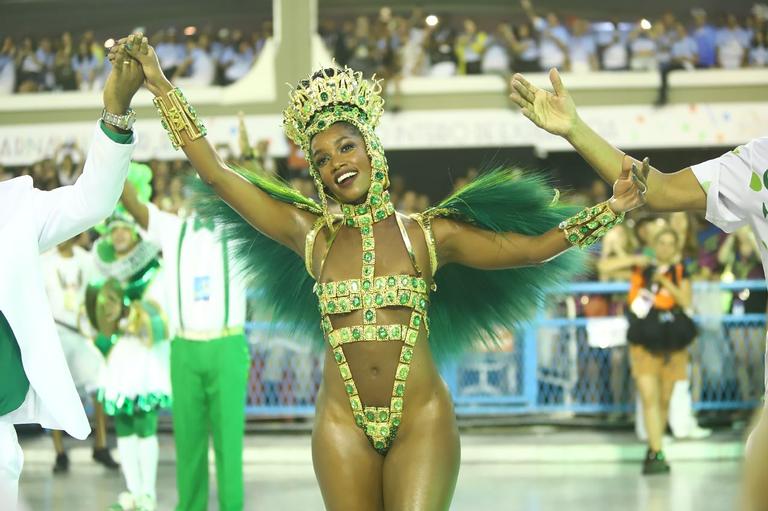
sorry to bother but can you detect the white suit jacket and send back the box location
[0,122,134,439]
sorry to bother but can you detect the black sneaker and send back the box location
[93,447,120,470]
[53,452,69,474]
[642,449,671,475]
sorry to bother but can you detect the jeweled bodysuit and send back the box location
[306,185,437,455]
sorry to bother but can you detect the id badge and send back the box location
[194,276,211,302]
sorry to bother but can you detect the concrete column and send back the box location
[273,0,316,93]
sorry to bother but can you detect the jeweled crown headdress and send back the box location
[282,67,394,228]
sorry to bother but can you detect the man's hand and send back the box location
[510,68,579,138]
[113,33,172,96]
[608,157,650,214]
[103,43,144,115]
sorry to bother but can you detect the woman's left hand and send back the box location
[608,157,650,214]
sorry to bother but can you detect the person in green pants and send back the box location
[121,178,249,511]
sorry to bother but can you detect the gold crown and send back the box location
[282,67,385,152]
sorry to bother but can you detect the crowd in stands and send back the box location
[0,23,271,94]
[320,2,768,81]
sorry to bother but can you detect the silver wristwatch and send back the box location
[101,108,136,130]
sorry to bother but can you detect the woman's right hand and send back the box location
[510,68,579,138]
[111,33,171,96]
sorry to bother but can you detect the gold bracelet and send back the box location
[153,87,207,149]
[559,200,625,249]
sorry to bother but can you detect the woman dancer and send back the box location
[119,33,647,510]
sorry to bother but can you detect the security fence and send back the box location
[243,280,766,418]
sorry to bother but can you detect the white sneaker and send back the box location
[134,494,156,511]
[684,425,713,440]
[108,492,135,510]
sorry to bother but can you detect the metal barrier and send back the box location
[243,280,766,418]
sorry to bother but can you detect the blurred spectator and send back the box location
[656,22,699,105]
[455,18,488,75]
[426,17,458,76]
[71,39,98,91]
[53,142,85,186]
[717,13,750,69]
[568,18,598,72]
[173,35,215,87]
[749,27,768,67]
[602,30,629,71]
[691,8,718,68]
[0,36,16,94]
[521,0,569,71]
[509,23,540,72]
[629,22,658,71]
[53,33,77,91]
[222,37,255,85]
[16,36,44,92]
[155,28,185,77]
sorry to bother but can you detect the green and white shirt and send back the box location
[692,137,768,393]
[146,203,246,335]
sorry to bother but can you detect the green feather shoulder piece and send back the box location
[190,165,325,349]
[422,167,588,361]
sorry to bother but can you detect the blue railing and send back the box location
[243,280,767,417]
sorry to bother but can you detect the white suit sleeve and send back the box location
[32,122,135,252]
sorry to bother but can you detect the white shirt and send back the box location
[568,35,596,72]
[534,18,568,70]
[602,41,628,70]
[691,137,768,393]
[717,28,749,69]
[145,204,246,335]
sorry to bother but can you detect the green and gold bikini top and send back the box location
[304,202,438,455]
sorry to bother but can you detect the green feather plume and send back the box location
[423,167,587,360]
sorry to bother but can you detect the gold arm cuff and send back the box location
[153,87,207,149]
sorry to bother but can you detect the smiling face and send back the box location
[310,122,373,205]
[653,230,679,265]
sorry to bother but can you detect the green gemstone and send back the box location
[355,414,364,426]
[587,221,598,229]
[399,294,409,305]
[419,298,427,309]
[362,280,372,291]
[376,210,386,220]
[352,328,362,340]
[358,95,366,103]
[411,278,418,288]
[371,183,383,193]
[327,302,336,312]
[392,417,401,426]
[378,327,388,339]
[338,283,347,294]
[395,383,405,396]
[370,195,381,206]
[375,171,385,180]
[413,315,421,326]
[363,252,373,263]
[320,91,329,101]
[366,410,375,421]
[318,120,326,129]
[361,226,372,236]
[375,440,385,450]
[569,234,579,243]
[379,410,389,421]
[352,296,361,307]
[334,351,343,363]
[580,226,590,234]
[365,310,374,322]
[346,384,354,395]
[375,295,384,306]
[402,350,412,362]
[393,399,403,411]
